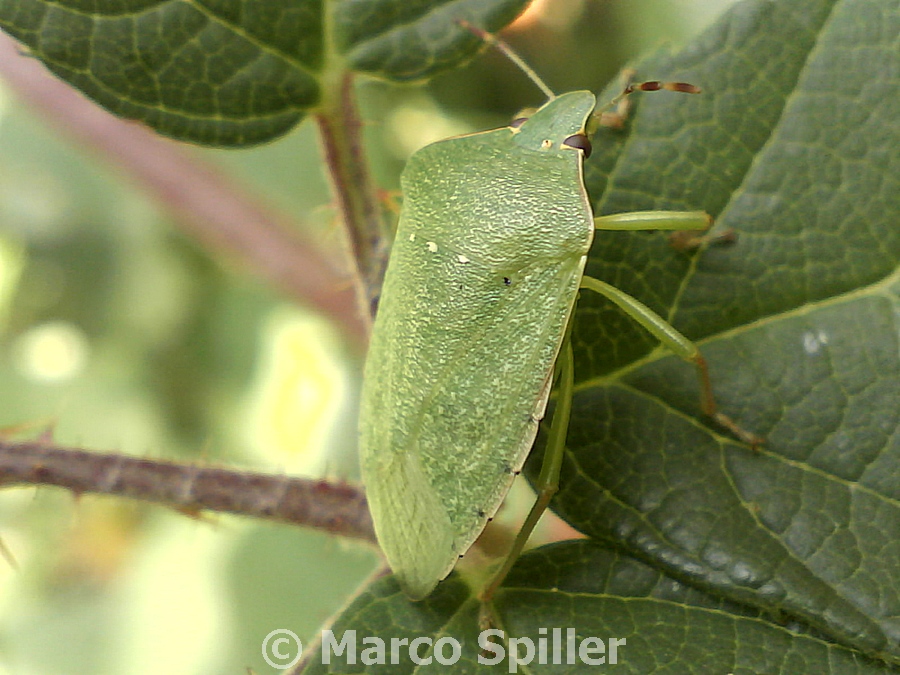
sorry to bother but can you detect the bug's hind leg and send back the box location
[580,275,762,448]
[478,329,577,630]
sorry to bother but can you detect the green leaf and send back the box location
[336,0,528,81]
[0,0,530,145]
[528,0,900,664]
[301,542,896,674]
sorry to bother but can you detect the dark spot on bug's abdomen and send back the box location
[503,277,511,286]
[477,509,486,518]
[506,459,522,475]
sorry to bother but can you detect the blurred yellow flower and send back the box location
[243,309,349,476]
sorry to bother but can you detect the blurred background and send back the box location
[0,1,738,673]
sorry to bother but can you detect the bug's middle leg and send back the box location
[580,275,762,447]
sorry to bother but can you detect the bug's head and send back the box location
[456,22,596,158]
[510,90,597,158]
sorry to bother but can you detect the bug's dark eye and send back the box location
[563,133,592,158]
[509,117,529,128]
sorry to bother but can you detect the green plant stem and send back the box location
[315,71,388,326]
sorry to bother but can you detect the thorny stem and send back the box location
[0,37,394,557]
[315,70,389,323]
[0,440,376,544]
[0,35,381,548]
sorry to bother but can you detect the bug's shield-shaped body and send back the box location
[360,91,597,600]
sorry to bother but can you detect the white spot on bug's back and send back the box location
[541,139,552,149]
[802,330,829,355]
[457,255,470,264]
[427,241,438,253]
[409,233,416,241]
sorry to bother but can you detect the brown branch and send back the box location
[0,440,377,545]
[0,33,368,347]
[315,71,388,319]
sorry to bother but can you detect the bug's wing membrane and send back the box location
[361,436,455,598]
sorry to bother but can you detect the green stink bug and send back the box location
[358,26,758,604]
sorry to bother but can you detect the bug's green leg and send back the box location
[594,210,712,232]
[669,227,737,251]
[594,210,738,251]
[478,326,577,630]
[580,275,763,447]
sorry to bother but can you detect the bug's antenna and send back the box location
[457,20,556,100]
[593,69,701,130]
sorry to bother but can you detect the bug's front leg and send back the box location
[594,210,737,251]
